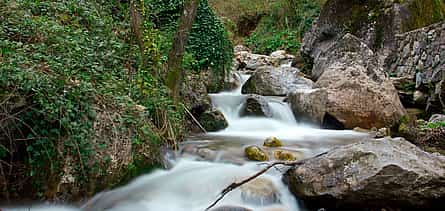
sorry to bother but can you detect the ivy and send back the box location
[146,0,233,81]
[0,0,184,199]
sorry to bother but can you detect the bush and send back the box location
[0,0,182,200]
[147,0,233,81]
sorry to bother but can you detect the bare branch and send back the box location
[205,161,303,211]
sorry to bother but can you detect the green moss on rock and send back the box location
[245,146,270,161]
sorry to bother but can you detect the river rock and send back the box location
[240,178,280,205]
[241,94,272,117]
[269,50,296,66]
[210,206,252,211]
[199,109,228,132]
[283,137,445,210]
[289,34,406,129]
[273,150,300,161]
[263,137,283,147]
[242,66,314,96]
[245,146,269,161]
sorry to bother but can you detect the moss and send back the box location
[273,150,298,161]
[404,0,445,32]
[264,137,284,147]
[245,146,270,161]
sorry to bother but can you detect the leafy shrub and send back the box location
[0,0,183,200]
[147,0,233,81]
[245,0,321,55]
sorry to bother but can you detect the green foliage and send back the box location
[246,30,301,55]
[245,0,321,54]
[146,0,233,80]
[0,0,184,199]
[425,121,445,129]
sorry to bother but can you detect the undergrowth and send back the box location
[0,0,231,200]
[211,0,324,55]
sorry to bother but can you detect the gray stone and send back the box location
[240,178,280,205]
[199,109,228,132]
[290,34,406,129]
[434,55,441,67]
[241,66,313,96]
[429,114,445,124]
[241,94,272,117]
[283,137,445,209]
[210,206,252,211]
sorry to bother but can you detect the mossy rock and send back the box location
[273,150,301,161]
[245,146,269,161]
[263,137,283,147]
[199,109,229,132]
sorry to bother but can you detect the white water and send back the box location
[3,72,369,211]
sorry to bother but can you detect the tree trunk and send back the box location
[130,0,146,66]
[166,0,200,101]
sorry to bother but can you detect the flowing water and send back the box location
[3,72,369,211]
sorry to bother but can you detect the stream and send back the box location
[4,72,369,211]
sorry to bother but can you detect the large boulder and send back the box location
[283,137,445,210]
[288,89,328,126]
[242,66,314,96]
[302,0,445,71]
[235,51,272,71]
[241,94,272,117]
[289,34,406,129]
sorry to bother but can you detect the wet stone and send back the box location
[240,178,280,205]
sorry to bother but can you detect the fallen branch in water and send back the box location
[204,160,303,211]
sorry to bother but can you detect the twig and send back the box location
[205,161,303,211]
[182,104,207,133]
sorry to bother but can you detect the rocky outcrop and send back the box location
[283,137,445,210]
[289,34,406,129]
[302,0,445,74]
[242,66,313,96]
[389,22,445,113]
[241,94,272,117]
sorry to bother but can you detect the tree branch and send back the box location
[204,161,304,211]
